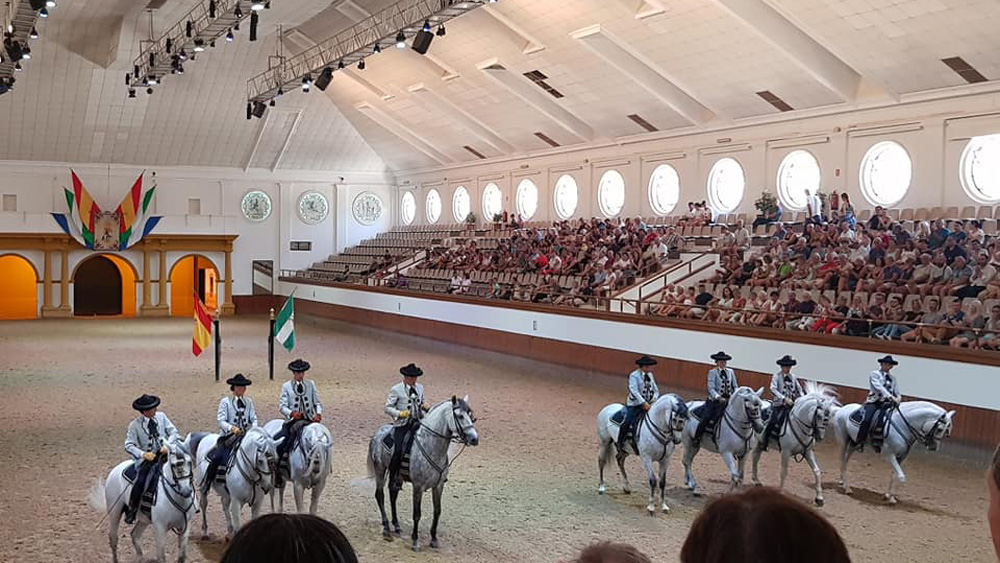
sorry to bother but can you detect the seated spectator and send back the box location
[980,305,1000,350]
[990,444,1000,561]
[680,487,850,563]
[683,283,715,319]
[950,300,985,348]
[749,290,781,327]
[569,541,651,563]
[833,294,870,337]
[928,219,950,249]
[722,291,748,324]
[785,291,818,330]
[458,273,472,295]
[942,255,973,297]
[447,273,463,294]
[812,294,849,333]
[901,297,944,343]
[978,251,1000,300]
[648,284,676,316]
[705,286,735,322]
[220,513,358,563]
[957,251,997,299]
[872,296,915,340]
[921,252,953,297]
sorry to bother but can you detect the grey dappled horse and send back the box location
[681,386,765,495]
[262,419,333,514]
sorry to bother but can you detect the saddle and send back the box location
[848,405,890,448]
[125,461,161,518]
[382,428,418,481]
[610,408,626,426]
[690,403,724,445]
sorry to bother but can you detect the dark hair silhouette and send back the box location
[572,541,651,563]
[220,514,358,563]
[681,488,850,563]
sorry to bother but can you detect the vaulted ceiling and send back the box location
[1,0,999,174]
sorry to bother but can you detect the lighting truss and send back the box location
[246,0,487,104]
[0,0,43,90]
[130,0,266,89]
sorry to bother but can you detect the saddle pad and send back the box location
[849,406,864,426]
[691,404,707,422]
[381,433,394,451]
[610,408,626,426]
[123,463,138,483]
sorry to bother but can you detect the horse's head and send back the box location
[164,439,194,496]
[246,428,281,479]
[303,424,333,477]
[925,409,956,451]
[801,381,840,441]
[665,394,689,444]
[449,395,479,446]
[733,387,765,433]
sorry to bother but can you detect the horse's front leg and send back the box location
[750,446,763,487]
[374,472,391,540]
[429,484,444,548]
[293,481,306,513]
[227,495,242,538]
[721,452,740,492]
[641,454,657,514]
[884,454,906,504]
[682,440,700,496]
[177,523,191,563]
[130,520,148,562]
[839,443,855,495]
[615,449,632,494]
[219,490,235,540]
[389,481,403,535]
[658,454,671,513]
[411,485,424,552]
[778,451,790,490]
[250,488,266,520]
[153,521,168,563]
[804,448,824,506]
[598,440,612,494]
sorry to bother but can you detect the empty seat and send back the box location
[900,208,915,221]
[944,206,959,219]
[961,206,976,219]
[886,208,900,220]
[858,209,872,221]
[914,208,929,221]
[977,206,994,219]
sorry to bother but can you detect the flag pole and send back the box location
[214,308,221,382]
[268,307,275,381]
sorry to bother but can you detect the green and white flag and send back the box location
[274,292,295,352]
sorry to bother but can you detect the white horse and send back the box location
[368,395,479,551]
[832,400,955,504]
[595,393,689,513]
[681,386,765,496]
[186,426,282,538]
[90,439,197,563]
[262,419,333,514]
[750,382,839,506]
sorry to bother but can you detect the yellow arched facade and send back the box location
[0,254,39,319]
[170,254,219,317]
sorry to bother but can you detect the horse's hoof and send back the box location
[394,528,402,537]
[647,505,655,515]
[411,544,420,553]
[597,485,606,495]
[815,497,825,507]
[692,490,702,498]
[661,505,670,513]
[883,494,897,505]
[430,539,440,549]
[200,533,210,541]
[382,531,393,542]
[752,481,762,488]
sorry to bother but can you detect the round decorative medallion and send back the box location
[297,190,330,225]
[352,192,383,225]
[240,190,272,222]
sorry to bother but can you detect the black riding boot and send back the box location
[389,426,408,488]
[125,461,152,524]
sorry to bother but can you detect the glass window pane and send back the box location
[400,192,415,225]
[961,134,1000,204]
[425,189,441,224]
[516,179,539,219]
[777,150,821,211]
[860,141,911,206]
[482,183,502,220]
[648,164,680,215]
[598,170,626,217]
[707,157,745,213]
[554,174,578,219]
[452,186,470,222]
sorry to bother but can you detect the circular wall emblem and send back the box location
[297,190,330,225]
[352,192,383,225]
[241,190,272,222]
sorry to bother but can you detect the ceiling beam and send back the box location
[477,58,594,142]
[354,102,453,165]
[478,5,546,55]
[710,0,875,102]
[571,25,716,125]
[407,83,517,154]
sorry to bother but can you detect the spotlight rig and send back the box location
[1,0,51,96]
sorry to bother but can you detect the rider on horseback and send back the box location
[694,352,739,443]
[385,363,429,487]
[124,394,180,524]
[758,355,803,452]
[202,374,258,494]
[275,359,323,467]
[619,355,659,456]
[857,355,901,452]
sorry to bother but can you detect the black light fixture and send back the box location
[29,0,46,8]
[210,39,216,48]
[14,61,22,71]
[251,101,267,118]
[128,88,136,98]
[337,59,345,69]
[234,4,243,18]
[147,75,158,86]
[436,25,446,37]
[422,19,431,32]
[186,20,193,37]
[146,87,153,95]
[249,11,259,42]
[395,31,406,49]
[39,7,48,17]
[226,29,234,42]
[29,27,38,39]
[21,46,31,60]
[165,38,173,53]
[277,87,284,96]
[357,59,365,70]
[314,66,333,91]
[46,0,56,6]
[208,0,216,18]
[246,102,252,120]
[178,49,188,61]
[301,74,312,92]
[234,20,240,31]
[373,43,381,53]
[269,98,275,107]
[193,39,205,52]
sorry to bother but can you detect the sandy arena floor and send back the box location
[0,316,993,563]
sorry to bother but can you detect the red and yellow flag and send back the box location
[192,293,213,356]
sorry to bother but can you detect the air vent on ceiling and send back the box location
[534,132,560,148]
[483,63,506,71]
[523,70,564,99]
[463,145,487,159]
[941,56,988,84]
[627,114,658,133]
[756,90,794,112]
[145,0,170,9]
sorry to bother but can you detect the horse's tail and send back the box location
[366,436,378,479]
[186,432,208,459]
[88,478,107,514]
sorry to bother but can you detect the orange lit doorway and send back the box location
[0,254,38,319]
[170,255,219,317]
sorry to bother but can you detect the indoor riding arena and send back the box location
[1,1,999,563]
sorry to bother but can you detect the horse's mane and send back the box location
[803,381,840,405]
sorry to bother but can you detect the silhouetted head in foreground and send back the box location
[681,487,851,563]
[572,541,651,563]
[220,513,358,563]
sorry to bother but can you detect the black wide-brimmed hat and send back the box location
[635,355,658,367]
[400,363,423,377]
[877,355,899,366]
[288,359,311,372]
[226,373,252,387]
[711,351,732,361]
[132,394,161,412]
[776,355,797,367]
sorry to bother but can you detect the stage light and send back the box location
[249,11,258,41]
[269,99,275,107]
[277,87,284,96]
[46,0,56,6]
[186,20,193,37]
[176,64,184,75]
[146,87,153,95]
[165,38,173,53]
[22,46,31,60]
[234,21,240,31]
[193,39,205,52]
[234,4,243,18]
[128,88,136,98]
[302,74,312,92]
[246,102,252,120]
[251,0,265,11]
[39,7,48,18]
[14,61,21,71]
[422,19,431,32]
[436,25,446,37]
[314,67,333,90]
[226,29,234,42]
[337,59,345,69]
[29,27,38,39]
[178,49,188,61]
[395,31,406,49]
[252,101,267,118]
[209,0,216,18]
[210,40,216,48]
[358,59,365,70]
[147,75,158,86]
[373,43,381,53]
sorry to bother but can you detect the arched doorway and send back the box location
[74,255,122,316]
[0,254,38,319]
[170,255,219,317]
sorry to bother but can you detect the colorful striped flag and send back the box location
[67,171,100,249]
[193,293,214,356]
[274,292,295,352]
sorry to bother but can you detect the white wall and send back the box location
[277,279,998,412]
[397,90,1000,224]
[0,161,396,301]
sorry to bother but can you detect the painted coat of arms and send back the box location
[51,171,162,250]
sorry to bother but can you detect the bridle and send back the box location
[235,433,275,503]
[159,449,195,533]
[787,397,829,454]
[412,402,477,485]
[894,407,949,452]
[638,396,688,459]
[722,393,761,453]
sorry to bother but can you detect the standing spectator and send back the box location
[979,305,1000,350]
[840,193,856,227]
[806,189,823,224]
